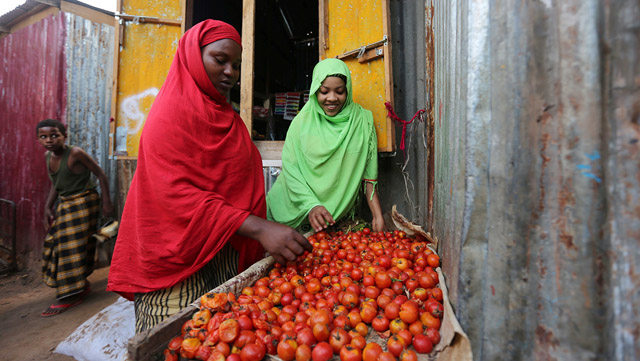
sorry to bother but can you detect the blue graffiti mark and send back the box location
[581,172,602,183]
[576,164,591,170]
[585,151,600,161]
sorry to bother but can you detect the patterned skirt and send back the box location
[133,243,238,334]
[42,190,100,299]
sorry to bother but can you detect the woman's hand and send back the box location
[308,206,335,232]
[371,216,386,233]
[238,215,312,265]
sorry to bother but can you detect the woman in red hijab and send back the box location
[107,20,310,333]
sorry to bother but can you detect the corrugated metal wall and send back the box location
[388,0,640,360]
[63,11,115,211]
[0,12,67,266]
[0,10,114,270]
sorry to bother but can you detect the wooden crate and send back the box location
[127,256,275,361]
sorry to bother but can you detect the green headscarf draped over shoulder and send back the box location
[266,58,378,229]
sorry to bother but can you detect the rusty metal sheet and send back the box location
[113,0,182,157]
[427,0,639,360]
[0,12,67,268]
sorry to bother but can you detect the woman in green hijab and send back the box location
[267,58,385,233]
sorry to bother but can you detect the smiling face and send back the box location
[316,76,347,116]
[37,126,66,153]
[201,38,242,98]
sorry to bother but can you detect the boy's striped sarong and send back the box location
[134,243,238,334]
[42,190,100,300]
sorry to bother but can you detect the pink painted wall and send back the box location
[0,13,67,269]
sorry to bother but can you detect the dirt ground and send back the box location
[0,266,121,361]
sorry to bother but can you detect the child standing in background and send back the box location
[36,119,113,317]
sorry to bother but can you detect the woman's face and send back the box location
[201,39,242,97]
[317,76,347,116]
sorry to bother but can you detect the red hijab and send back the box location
[107,20,265,299]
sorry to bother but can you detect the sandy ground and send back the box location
[0,266,121,361]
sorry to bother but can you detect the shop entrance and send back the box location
[187,0,319,141]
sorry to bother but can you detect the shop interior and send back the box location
[190,0,319,140]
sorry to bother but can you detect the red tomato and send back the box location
[426,327,441,346]
[277,338,298,361]
[296,344,312,361]
[412,334,433,354]
[329,328,352,353]
[311,342,333,361]
[384,302,400,320]
[431,287,444,302]
[339,344,362,361]
[371,315,390,332]
[386,335,407,357]
[362,342,383,361]
[398,301,419,324]
[350,334,366,350]
[240,343,266,361]
[399,349,418,361]
[208,351,226,361]
[215,342,230,357]
[218,319,239,343]
[377,351,397,361]
[312,323,330,342]
[426,254,440,268]
[180,337,201,359]
[194,345,212,361]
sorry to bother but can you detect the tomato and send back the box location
[426,254,440,268]
[167,336,183,351]
[396,329,413,346]
[163,349,178,361]
[350,334,366,350]
[411,288,429,301]
[347,309,362,328]
[339,344,362,361]
[214,342,230,357]
[387,335,407,357]
[398,301,419,324]
[420,311,441,330]
[384,302,400,320]
[277,338,298,361]
[408,321,425,336]
[389,318,407,335]
[234,330,257,348]
[431,287,444,302]
[362,342,383,361]
[377,351,397,361]
[354,322,369,337]
[426,327,441,346]
[296,327,316,347]
[371,315,390,332]
[329,327,351,353]
[426,300,444,318]
[359,304,377,324]
[237,315,252,331]
[412,334,433,354]
[391,281,405,295]
[240,343,265,361]
[180,337,201,359]
[342,291,359,309]
[194,345,212,360]
[399,349,418,361]
[312,323,330,342]
[296,344,312,361]
[208,350,226,361]
[219,319,240,343]
[312,341,333,361]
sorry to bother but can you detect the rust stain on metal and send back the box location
[535,325,559,358]
[538,133,551,212]
[425,3,435,233]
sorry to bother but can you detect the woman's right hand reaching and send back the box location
[237,215,312,265]
[308,205,335,232]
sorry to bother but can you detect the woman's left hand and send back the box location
[309,206,335,232]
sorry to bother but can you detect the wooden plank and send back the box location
[318,0,329,59]
[255,140,284,160]
[116,159,137,219]
[182,0,193,33]
[116,14,181,26]
[60,1,115,25]
[381,0,395,152]
[357,46,384,63]
[240,0,256,134]
[109,0,123,158]
[9,6,58,33]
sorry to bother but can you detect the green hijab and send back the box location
[266,58,378,229]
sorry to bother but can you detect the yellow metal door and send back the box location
[320,0,395,152]
[110,0,184,158]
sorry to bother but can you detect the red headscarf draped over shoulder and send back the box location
[107,20,265,300]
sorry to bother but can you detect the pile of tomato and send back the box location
[164,228,444,361]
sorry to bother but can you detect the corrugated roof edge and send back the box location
[0,0,113,31]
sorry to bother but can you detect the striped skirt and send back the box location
[42,190,100,299]
[134,243,238,334]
